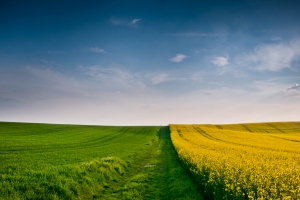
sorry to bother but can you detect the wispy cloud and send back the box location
[150,74,168,84]
[169,32,221,37]
[238,39,300,71]
[90,47,106,53]
[286,83,300,91]
[212,56,229,67]
[78,65,132,81]
[170,54,187,62]
[146,72,201,85]
[110,17,141,27]
[109,17,123,25]
[269,36,282,41]
[0,66,84,104]
[128,19,141,26]
[78,65,149,94]
[262,88,300,104]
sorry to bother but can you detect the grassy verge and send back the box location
[149,126,203,200]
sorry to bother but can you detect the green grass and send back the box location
[148,126,203,200]
[0,122,158,169]
[99,126,203,200]
[0,122,202,199]
[0,122,159,199]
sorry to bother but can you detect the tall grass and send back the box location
[0,157,127,199]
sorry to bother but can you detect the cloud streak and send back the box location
[77,65,151,94]
[90,47,106,53]
[150,74,168,84]
[286,83,300,91]
[109,17,123,25]
[110,17,141,27]
[212,56,229,67]
[170,54,187,62]
[128,19,141,26]
[169,32,221,37]
[239,40,300,71]
[79,65,132,81]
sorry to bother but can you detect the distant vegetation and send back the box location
[170,122,300,199]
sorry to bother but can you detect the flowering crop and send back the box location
[170,123,300,199]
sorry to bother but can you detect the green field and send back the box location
[3,121,300,200]
[0,122,201,199]
[0,122,158,169]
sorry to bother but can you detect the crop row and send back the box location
[170,123,300,199]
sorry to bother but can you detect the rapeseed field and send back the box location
[170,122,300,200]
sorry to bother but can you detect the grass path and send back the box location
[98,126,203,200]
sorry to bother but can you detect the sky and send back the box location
[1,0,300,125]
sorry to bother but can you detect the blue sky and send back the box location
[1,0,300,125]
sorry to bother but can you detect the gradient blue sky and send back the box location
[1,0,300,125]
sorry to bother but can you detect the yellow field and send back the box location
[170,122,300,200]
